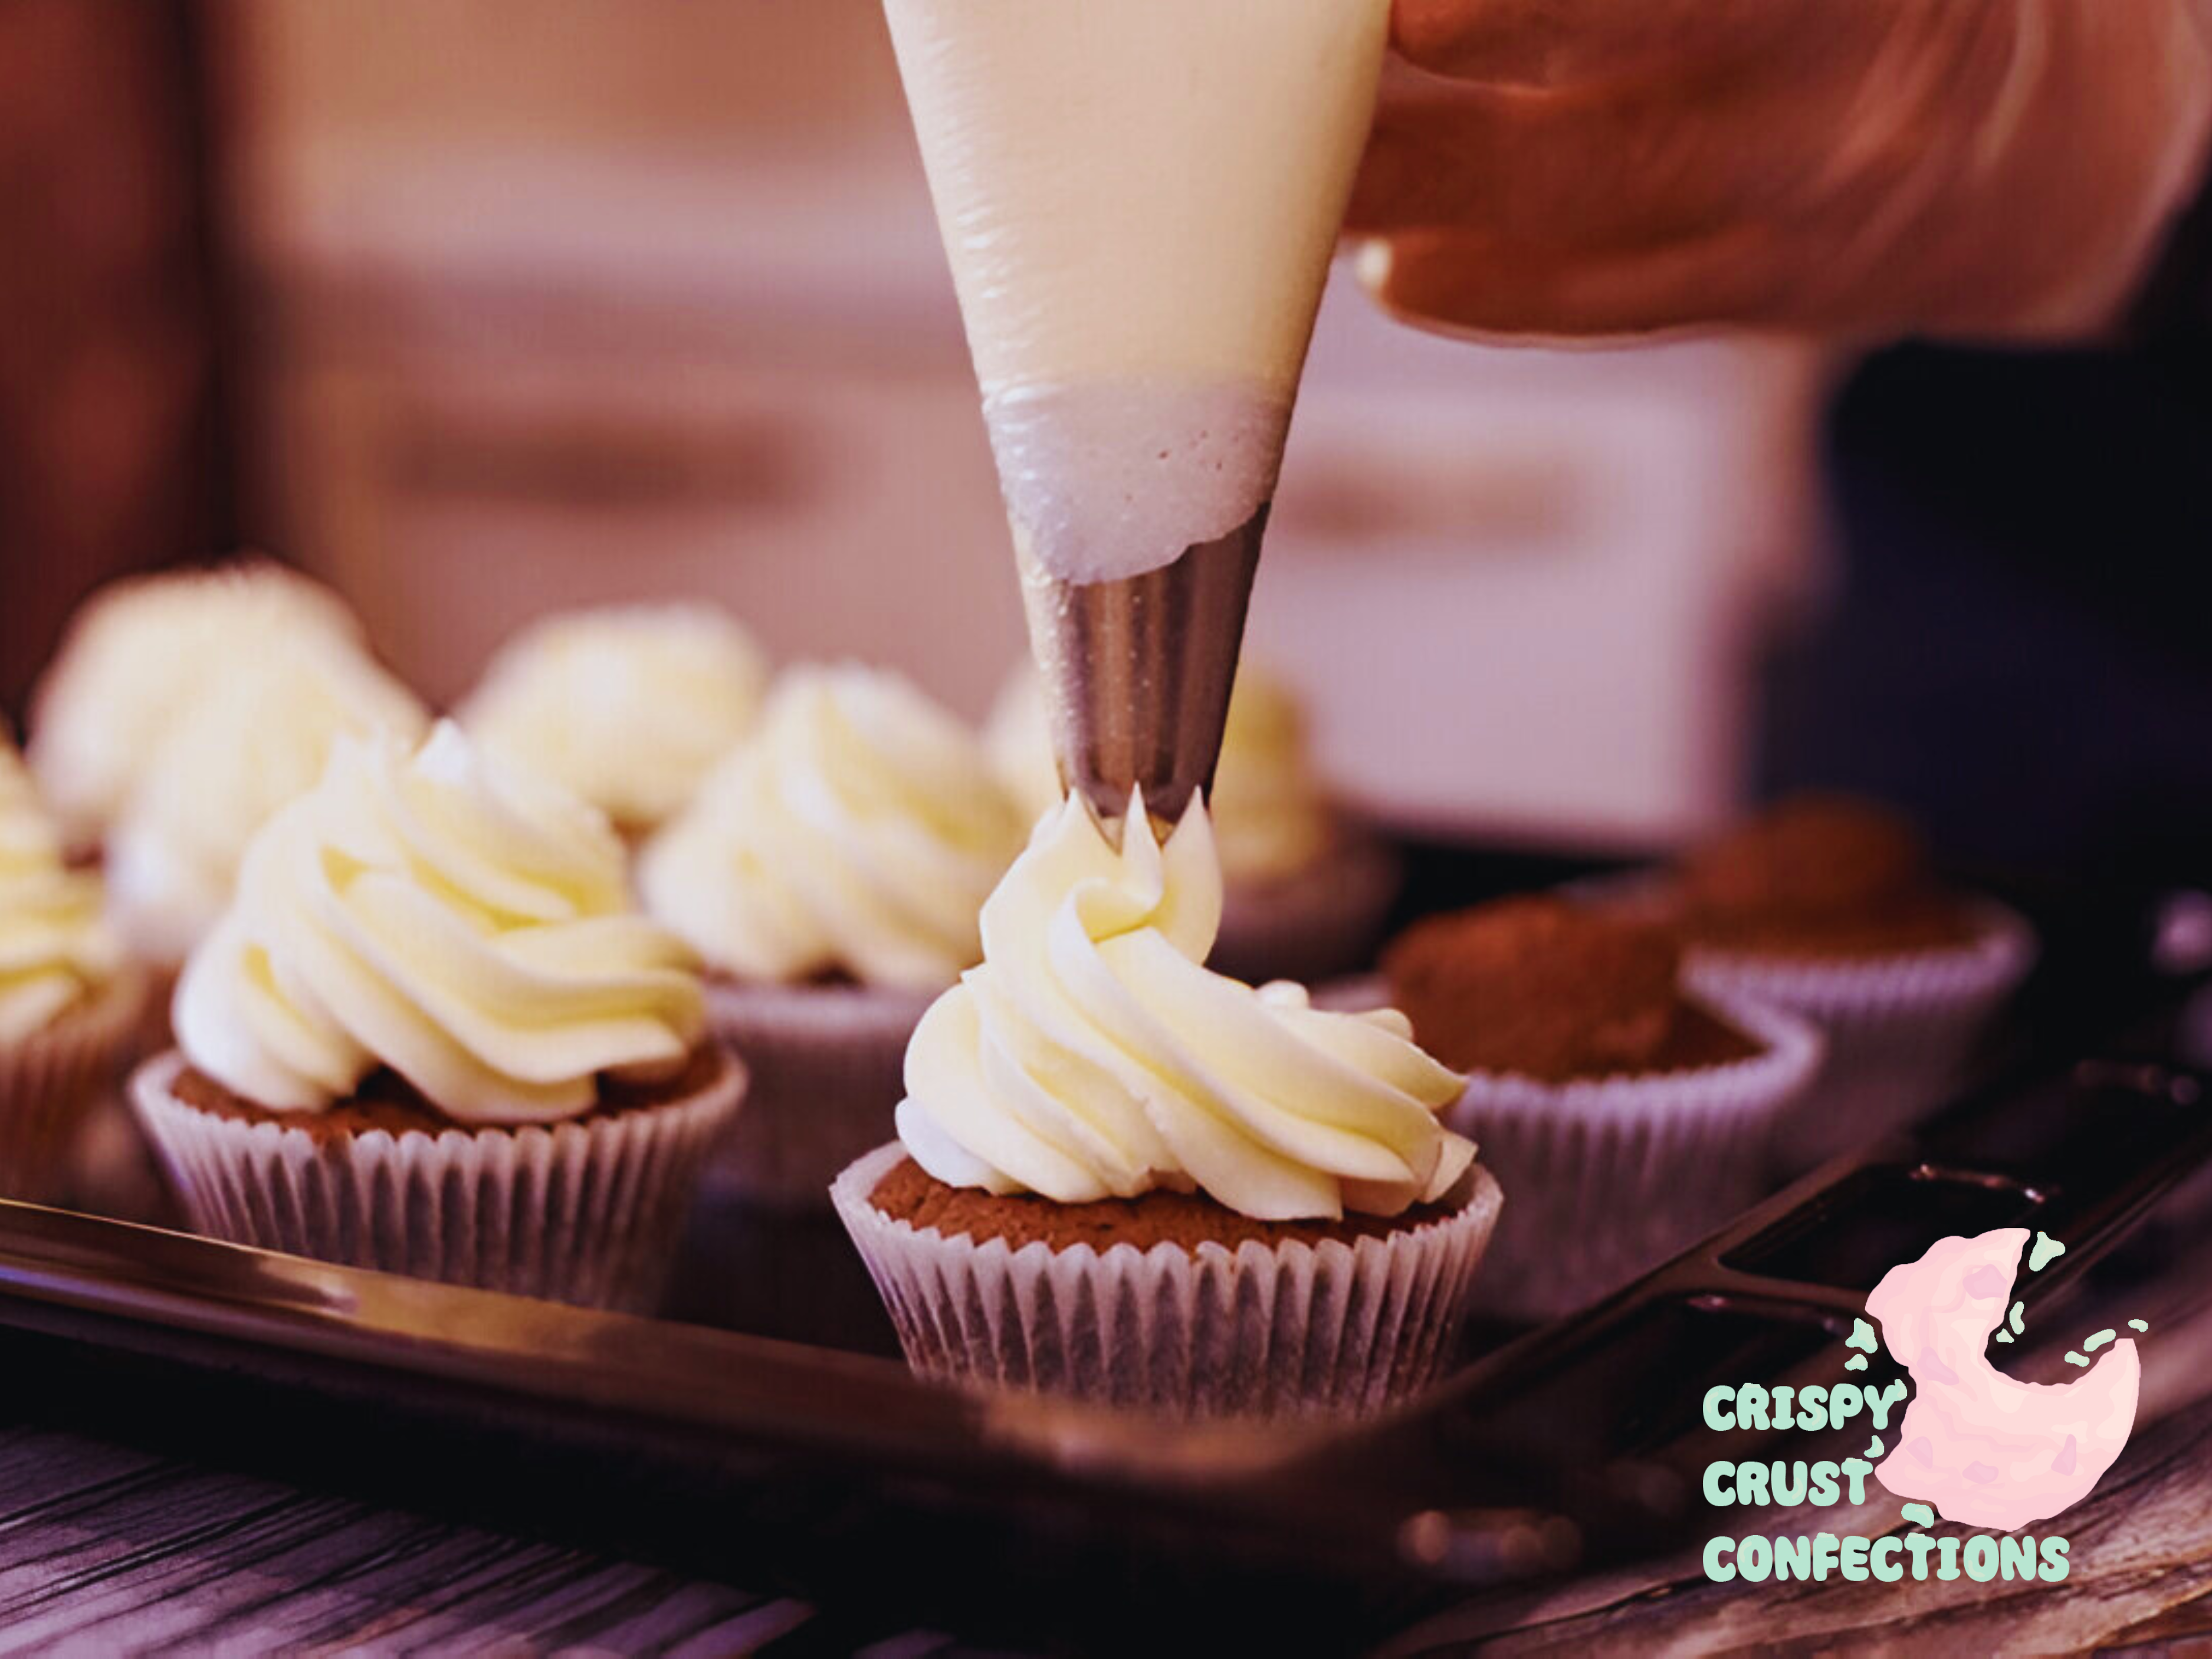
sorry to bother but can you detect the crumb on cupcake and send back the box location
[1383,894,1758,1082]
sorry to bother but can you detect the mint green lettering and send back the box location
[1703,1536,1736,1581]
[1703,1385,1736,1431]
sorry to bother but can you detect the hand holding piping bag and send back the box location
[1348,0,2212,340]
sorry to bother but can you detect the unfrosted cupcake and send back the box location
[0,737,143,1200]
[30,561,366,850]
[833,794,1502,1419]
[130,722,741,1309]
[1663,794,2034,1175]
[1381,895,1821,1322]
[986,660,1399,983]
[639,664,1026,1204]
[460,603,769,839]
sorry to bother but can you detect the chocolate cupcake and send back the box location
[832,794,1501,1419]
[1380,896,1822,1322]
[130,722,741,1309]
[1668,794,2034,1175]
[640,665,1026,1205]
[986,660,1399,983]
[0,737,143,1201]
[27,563,425,1067]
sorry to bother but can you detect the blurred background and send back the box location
[4,0,2205,875]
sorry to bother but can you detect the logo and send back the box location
[1700,1226,2140,1584]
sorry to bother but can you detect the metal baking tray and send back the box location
[2,855,2207,1653]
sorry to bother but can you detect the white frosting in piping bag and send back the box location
[883,0,1390,581]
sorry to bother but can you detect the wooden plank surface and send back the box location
[12,1386,2212,1657]
[0,1425,822,1657]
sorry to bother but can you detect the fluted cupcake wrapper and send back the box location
[832,1141,1505,1420]
[1683,902,2036,1177]
[1446,992,1825,1324]
[1209,830,1403,987]
[0,971,148,1204]
[129,1047,745,1310]
[703,979,932,1209]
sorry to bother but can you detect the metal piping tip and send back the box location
[1018,506,1266,835]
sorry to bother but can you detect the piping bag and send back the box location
[882,0,1390,830]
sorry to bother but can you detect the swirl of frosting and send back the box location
[30,562,366,841]
[173,722,705,1123]
[986,661,1333,882]
[461,604,770,832]
[896,794,1473,1220]
[0,740,120,1044]
[107,637,429,966]
[639,665,1027,993]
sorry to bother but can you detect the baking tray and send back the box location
[2,855,2208,1653]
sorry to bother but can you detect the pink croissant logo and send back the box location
[1869,1227,2139,1531]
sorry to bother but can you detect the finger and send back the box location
[1345,55,1857,252]
[1354,224,1806,338]
[1391,0,1823,88]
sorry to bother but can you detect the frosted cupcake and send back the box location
[460,603,769,839]
[833,794,1502,1419]
[130,722,742,1309]
[0,738,142,1201]
[30,561,366,851]
[105,636,426,974]
[987,660,1400,983]
[640,665,1026,1204]
[1381,896,1821,1323]
[1662,794,2035,1175]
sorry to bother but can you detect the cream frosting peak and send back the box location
[638,665,1026,992]
[106,636,429,966]
[896,794,1472,1221]
[29,562,366,840]
[461,604,769,832]
[0,739,120,1044]
[883,0,1390,580]
[173,721,704,1123]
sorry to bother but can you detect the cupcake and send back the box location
[105,635,426,974]
[1663,794,2035,1175]
[130,722,742,1309]
[1381,895,1821,1322]
[460,603,770,839]
[639,665,1026,1204]
[0,737,143,1201]
[832,793,1502,1419]
[29,561,366,851]
[986,660,1399,983]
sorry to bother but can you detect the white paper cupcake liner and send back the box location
[832,1141,1505,1420]
[1683,901,2036,1177]
[1446,992,1825,1323]
[0,971,147,1204]
[129,1046,745,1310]
[1210,829,1403,987]
[703,979,933,1208]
